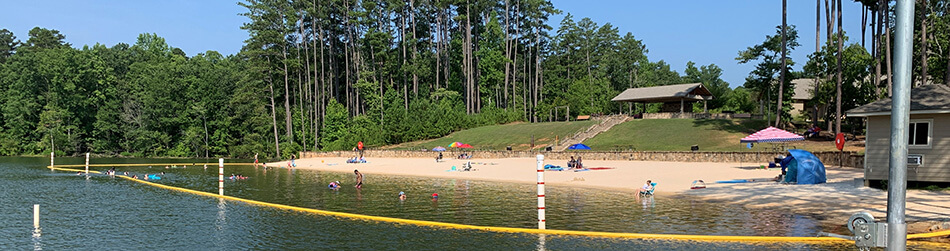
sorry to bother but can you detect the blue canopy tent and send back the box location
[568,143,591,150]
[782,149,827,184]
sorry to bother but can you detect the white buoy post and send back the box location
[50,151,54,168]
[218,158,224,196]
[84,153,90,174]
[33,204,40,229]
[537,154,545,230]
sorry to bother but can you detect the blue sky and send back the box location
[1,0,865,88]
[549,0,866,88]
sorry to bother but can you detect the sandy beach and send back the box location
[273,156,950,234]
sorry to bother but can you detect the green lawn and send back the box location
[384,120,599,151]
[385,118,854,153]
[583,119,771,152]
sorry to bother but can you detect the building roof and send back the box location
[611,83,714,103]
[847,84,950,117]
[791,78,817,101]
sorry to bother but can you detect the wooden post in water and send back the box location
[85,153,90,174]
[537,154,545,229]
[33,204,39,229]
[218,158,224,196]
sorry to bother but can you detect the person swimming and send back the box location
[399,191,407,200]
[328,181,340,189]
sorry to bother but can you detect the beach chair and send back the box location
[639,182,657,196]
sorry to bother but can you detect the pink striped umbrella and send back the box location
[740,127,804,143]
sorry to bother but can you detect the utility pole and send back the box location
[886,0,914,249]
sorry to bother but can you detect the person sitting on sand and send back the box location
[436,152,443,162]
[567,156,576,168]
[575,156,584,169]
[635,180,653,195]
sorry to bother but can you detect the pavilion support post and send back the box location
[704,100,708,113]
[680,99,684,113]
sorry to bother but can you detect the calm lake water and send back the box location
[2,156,946,250]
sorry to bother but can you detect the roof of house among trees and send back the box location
[847,84,950,117]
[610,83,714,103]
[791,78,817,101]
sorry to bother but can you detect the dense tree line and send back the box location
[0,1,761,159]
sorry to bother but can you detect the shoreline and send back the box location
[271,156,950,237]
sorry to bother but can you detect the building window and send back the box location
[908,120,931,147]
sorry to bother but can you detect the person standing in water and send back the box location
[354,169,363,189]
[254,153,259,167]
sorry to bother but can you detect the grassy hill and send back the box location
[583,119,851,152]
[384,118,856,153]
[582,119,766,151]
[382,120,599,151]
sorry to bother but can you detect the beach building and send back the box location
[789,78,827,122]
[611,83,715,119]
[846,84,950,183]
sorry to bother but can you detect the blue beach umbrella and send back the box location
[568,143,591,150]
[432,146,446,152]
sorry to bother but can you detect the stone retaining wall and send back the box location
[301,150,864,168]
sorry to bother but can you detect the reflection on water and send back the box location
[154,164,827,236]
[2,157,948,250]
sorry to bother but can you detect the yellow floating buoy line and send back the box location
[47,165,950,243]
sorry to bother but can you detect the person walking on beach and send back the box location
[357,141,364,158]
[354,169,363,189]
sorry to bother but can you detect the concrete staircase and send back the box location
[556,115,630,151]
